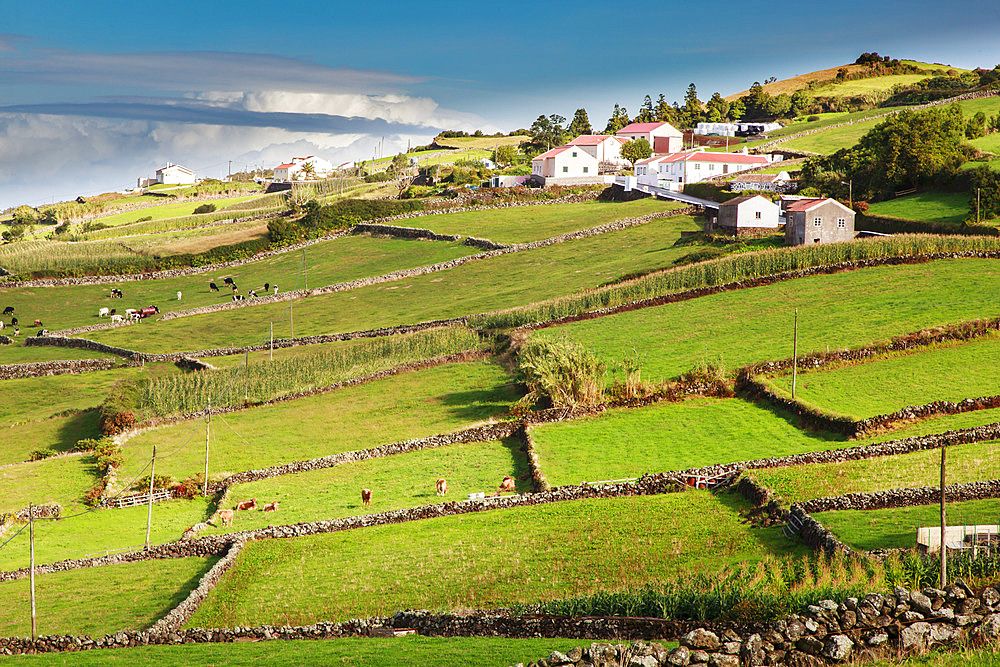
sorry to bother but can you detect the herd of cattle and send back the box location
[1,305,43,337]
[214,476,518,527]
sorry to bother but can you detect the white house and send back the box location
[616,122,683,154]
[730,171,798,193]
[635,151,769,191]
[272,155,335,181]
[155,163,196,185]
[566,135,628,166]
[716,195,780,234]
[531,145,601,179]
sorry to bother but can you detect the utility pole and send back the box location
[303,248,308,291]
[290,298,294,339]
[228,160,232,179]
[270,322,274,361]
[203,403,211,496]
[940,441,947,587]
[977,188,981,225]
[29,503,37,641]
[791,309,799,400]
[244,351,249,403]
[145,446,156,549]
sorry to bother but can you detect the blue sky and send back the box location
[1,0,999,207]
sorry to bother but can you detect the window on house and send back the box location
[813,217,822,227]
[562,166,568,173]
[709,164,715,171]
[583,166,589,173]
[695,164,701,170]
[837,218,846,228]
[755,211,761,219]
[572,151,577,157]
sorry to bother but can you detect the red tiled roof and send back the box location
[784,198,826,212]
[732,173,782,183]
[567,135,613,146]
[653,151,768,165]
[275,163,297,169]
[532,146,572,161]
[618,122,669,134]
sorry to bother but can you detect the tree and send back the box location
[604,104,630,134]
[529,114,566,150]
[636,95,655,123]
[620,138,652,167]
[567,108,593,137]
[655,94,674,123]
[966,112,988,139]
[681,83,702,128]
[389,153,408,175]
[704,92,730,123]
[492,145,516,168]
[968,165,1000,223]
[300,161,317,180]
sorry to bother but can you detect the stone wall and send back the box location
[146,540,245,633]
[0,358,121,380]
[799,479,1000,515]
[352,222,460,243]
[521,427,551,492]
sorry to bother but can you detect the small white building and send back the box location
[716,195,780,235]
[272,155,335,181]
[566,135,628,166]
[155,163,196,185]
[635,151,770,191]
[730,171,798,193]
[696,122,784,137]
[616,122,684,154]
[531,145,601,179]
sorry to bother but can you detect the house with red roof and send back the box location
[634,151,769,191]
[273,155,335,181]
[566,135,628,166]
[781,198,855,246]
[530,145,601,181]
[615,122,684,154]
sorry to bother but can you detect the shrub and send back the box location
[193,203,217,214]
[172,475,205,499]
[29,448,57,461]
[136,216,153,223]
[99,380,141,435]
[517,338,606,408]
[807,115,821,122]
[73,438,104,452]
[130,474,174,492]
[852,200,870,214]
[82,481,107,507]
[364,171,393,183]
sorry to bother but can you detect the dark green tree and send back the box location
[567,108,593,137]
[655,94,674,123]
[529,114,566,150]
[620,138,652,167]
[704,92,730,123]
[969,165,1000,223]
[680,83,702,127]
[636,95,655,123]
[604,104,631,133]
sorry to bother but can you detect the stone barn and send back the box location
[783,198,855,246]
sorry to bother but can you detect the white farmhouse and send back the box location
[566,135,628,166]
[716,195,781,235]
[155,163,196,185]
[272,155,335,181]
[730,171,797,194]
[615,122,683,154]
[531,145,600,180]
[634,151,769,191]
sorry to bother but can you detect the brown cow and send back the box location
[499,476,515,493]
[361,488,372,507]
[263,501,279,512]
[218,509,234,526]
[436,478,448,496]
[235,498,257,511]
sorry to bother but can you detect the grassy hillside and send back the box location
[866,191,970,224]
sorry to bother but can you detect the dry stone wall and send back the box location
[0,358,121,380]
[146,540,245,633]
[352,222,460,242]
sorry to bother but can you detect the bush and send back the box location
[192,203,217,214]
[29,448,57,461]
[363,171,393,183]
[82,481,107,507]
[130,473,174,492]
[172,475,205,499]
[518,338,606,408]
[73,438,104,452]
[136,215,153,223]
[807,115,821,122]
[99,380,141,435]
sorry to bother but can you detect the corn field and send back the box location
[72,204,288,241]
[470,235,1000,330]
[139,327,483,416]
[0,240,159,277]
[217,192,290,212]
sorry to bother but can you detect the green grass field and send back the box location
[1,411,101,466]
[532,258,1000,382]
[872,645,1000,666]
[0,558,215,637]
[82,215,704,353]
[768,335,1000,419]
[810,74,932,97]
[867,191,971,224]
[117,219,269,257]
[0,456,100,515]
[0,636,590,667]
[85,195,262,227]
[752,439,1000,505]
[814,498,1000,551]
[413,199,679,244]
[188,492,803,627]
[531,398,846,486]
[0,344,115,366]
[118,360,519,483]
[199,438,531,537]
[0,234,472,334]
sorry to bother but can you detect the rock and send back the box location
[978,613,1000,639]
[822,635,853,661]
[666,646,691,666]
[840,609,857,630]
[795,636,823,655]
[721,642,740,655]
[910,592,933,615]
[707,654,737,667]
[901,611,925,622]
[930,623,959,643]
[933,607,955,620]
[681,629,720,652]
[818,600,838,612]
[866,633,888,646]
[548,651,571,665]
[689,650,710,664]
[983,587,1000,608]
[893,587,911,604]
[628,657,657,667]
[784,620,806,642]
[740,634,763,666]
[899,622,932,651]
[956,614,983,626]
[648,644,669,663]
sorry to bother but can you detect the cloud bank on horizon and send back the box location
[0,40,489,208]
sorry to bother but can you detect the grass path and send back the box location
[0,558,215,637]
[188,492,803,627]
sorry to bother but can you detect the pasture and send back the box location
[814,498,1000,551]
[866,191,971,224]
[810,74,932,98]
[187,492,803,627]
[0,456,101,515]
[81,214,704,353]
[0,558,216,638]
[531,258,1000,382]
[83,195,264,228]
[118,360,519,482]
[768,335,1000,419]
[200,438,530,536]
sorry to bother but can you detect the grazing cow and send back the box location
[273,285,279,295]
[499,476,515,493]
[177,291,182,301]
[37,330,47,337]
[218,509,234,526]
[264,283,270,293]
[263,501,279,512]
[111,314,124,323]
[0,320,4,329]
[110,289,123,299]
[10,317,17,327]
[235,498,257,511]
[2,306,13,316]
[223,277,234,285]
[12,328,18,337]
[33,319,42,327]
[436,478,448,496]
[110,309,116,316]
[248,289,257,298]
[231,284,239,293]
[209,282,219,292]
[361,488,372,507]
[99,308,110,318]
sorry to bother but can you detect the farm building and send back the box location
[530,145,602,183]
[273,155,335,181]
[715,195,780,235]
[155,163,196,185]
[634,151,769,191]
[566,135,628,166]
[782,197,856,246]
[616,122,684,154]
[695,121,783,137]
[730,171,798,193]
[489,174,531,188]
